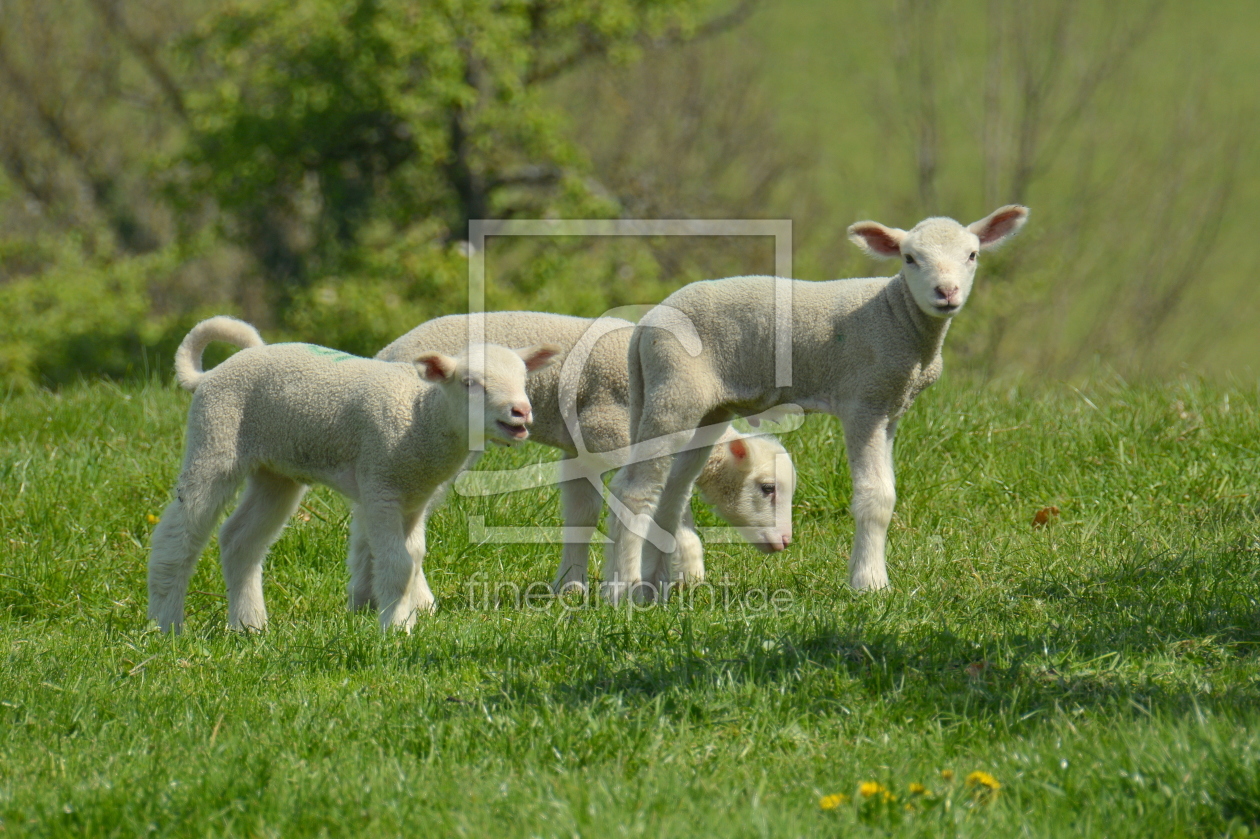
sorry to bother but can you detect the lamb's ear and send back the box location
[726,437,753,471]
[414,352,458,383]
[517,343,562,372]
[847,221,906,258]
[969,205,1029,249]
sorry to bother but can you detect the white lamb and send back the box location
[367,312,796,598]
[607,205,1029,602]
[147,315,558,632]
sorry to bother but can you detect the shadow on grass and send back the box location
[479,537,1260,728]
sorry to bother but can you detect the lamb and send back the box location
[147,315,558,632]
[366,312,796,597]
[606,205,1029,602]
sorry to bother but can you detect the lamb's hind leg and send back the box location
[148,468,241,633]
[641,435,720,597]
[218,469,307,631]
[668,505,705,587]
[604,405,714,604]
[604,451,673,604]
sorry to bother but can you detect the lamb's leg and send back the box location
[553,473,603,594]
[668,504,705,586]
[364,502,433,632]
[218,469,307,631]
[842,411,897,591]
[147,469,241,633]
[346,508,376,611]
[603,453,674,605]
[641,443,714,597]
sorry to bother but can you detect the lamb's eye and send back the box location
[968,251,977,261]
[904,254,916,265]
[760,483,775,497]
[462,378,480,389]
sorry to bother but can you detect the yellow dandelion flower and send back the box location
[819,793,847,810]
[966,771,1001,791]
[858,781,895,802]
[147,514,159,525]
[908,782,928,795]
[940,769,955,781]
[858,781,884,798]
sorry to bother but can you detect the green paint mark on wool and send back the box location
[285,343,359,362]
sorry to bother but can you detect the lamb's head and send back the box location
[848,205,1029,318]
[414,343,561,444]
[697,434,796,553]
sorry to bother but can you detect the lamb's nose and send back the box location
[511,402,532,423]
[936,285,959,302]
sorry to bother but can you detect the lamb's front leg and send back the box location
[362,501,434,631]
[554,474,603,594]
[841,411,897,591]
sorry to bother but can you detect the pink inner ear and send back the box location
[975,207,1028,246]
[851,223,903,258]
[728,437,749,461]
[524,346,560,372]
[417,354,453,382]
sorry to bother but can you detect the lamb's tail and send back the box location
[174,316,265,392]
[626,325,645,444]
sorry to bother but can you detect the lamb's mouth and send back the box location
[934,302,960,315]
[496,420,529,440]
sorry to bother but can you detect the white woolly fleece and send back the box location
[374,312,796,592]
[148,315,558,633]
[606,206,1029,602]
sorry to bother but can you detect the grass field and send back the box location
[2,372,1259,836]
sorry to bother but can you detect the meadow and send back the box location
[2,371,1258,836]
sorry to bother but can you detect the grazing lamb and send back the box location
[147,315,558,632]
[606,205,1029,602]
[365,312,796,598]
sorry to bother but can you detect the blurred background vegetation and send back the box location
[0,0,1255,389]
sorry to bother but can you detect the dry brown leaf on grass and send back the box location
[965,661,992,679]
[1032,506,1060,528]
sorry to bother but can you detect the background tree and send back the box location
[175,0,758,307]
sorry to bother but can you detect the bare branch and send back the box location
[526,0,759,85]
[85,0,189,123]
[0,35,157,251]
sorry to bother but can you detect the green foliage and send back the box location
[176,0,723,289]
[2,0,1259,388]
[280,223,472,357]
[2,375,1259,833]
[0,240,190,389]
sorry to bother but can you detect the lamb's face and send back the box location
[899,219,981,318]
[449,343,562,445]
[847,205,1030,320]
[705,437,796,553]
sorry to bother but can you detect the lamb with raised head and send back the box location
[606,205,1029,602]
[147,315,558,632]
[367,312,796,597]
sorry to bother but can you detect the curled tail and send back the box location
[626,325,645,444]
[174,316,265,391]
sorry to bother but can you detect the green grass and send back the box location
[2,373,1260,836]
